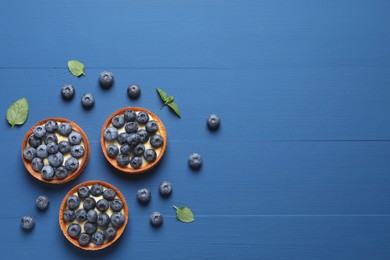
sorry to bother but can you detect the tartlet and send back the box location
[59,180,128,250]
[21,118,90,184]
[100,107,167,174]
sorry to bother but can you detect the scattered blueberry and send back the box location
[104,227,117,241]
[81,93,95,109]
[207,114,221,130]
[59,141,71,154]
[70,145,84,158]
[21,216,35,230]
[133,143,145,156]
[41,165,55,180]
[127,133,140,147]
[63,209,76,222]
[137,188,151,204]
[110,212,125,228]
[97,213,110,228]
[106,144,119,158]
[44,133,58,144]
[159,181,172,197]
[84,222,97,235]
[78,233,91,246]
[99,71,114,89]
[44,120,58,133]
[144,149,157,163]
[116,154,129,167]
[67,223,81,238]
[55,166,68,179]
[23,147,36,161]
[90,184,104,196]
[68,132,82,145]
[110,199,123,212]
[46,142,59,154]
[92,231,105,245]
[58,122,72,136]
[75,209,88,222]
[127,84,141,99]
[31,157,44,171]
[48,152,64,167]
[124,110,136,122]
[130,156,143,169]
[67,195,80,210]
[28,135,42,148]
[103,189,116,201]
[188,153,202,170]
[145,120,158,134]
[61,84,75,100]
[111,115,125,129]
[136,112,149,124]
[120,144,131,155]
[117,132,129,145]
[65,157,79,172]
[83,197,96,211]
[137,129,149,143]
[35,195,49,210]
[96,199,110,212]
[87,210,98,223]
[77,186,91,199]
[104,127,119,141]
[124,122,138,134]
[150,212,163,227]
[36,144,48,158]
[150,134,163,148]
[33,126,46,139]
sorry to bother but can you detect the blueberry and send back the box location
[124,110,136,122]
[136,112,149,124]
[137,188,151,204]
[188,153,202,169]
[99,71,114,88]
[117,132,129,145]
[67,195,80,210]
[31,157,44,171]
[41,165,54,180]
[92,231,105,245]
[104,227,117,241]
[116,154,129,167]
[84,222,97,235]
[77,186,91,199]
[87,210,98,223]
[44,120,58,133]
[127,84,141,99]
[137,129,149,143]
[150,212,163,227]
[130,156,143,169]
[67,223,81,238]
[120,144,131,155]
[111,115,125,129]
[65,157,79,172]
[59,141,71,154]
[21,216,35,230]
[207,114,220,130]
[76,209,88,222]
[58,122,72,136]
[61,84,75,100]
[159,181,172,197]
[55,166,68,179]
[44,133,58,144]
[36,145,48,158]
[124,122,138,134]
[106,144,119,158]
[35,195,49,210]
[33,126,46,139]
[132,143,145,156]
[63,209,76,222]
[46,142,59,154]
[83,197,96,211]
[144,149,157,163]
[110,212,125,229]
[145,120,158,134]
[127,133,140,147]
[90,184,104,196]
[48,152,64,167]
[110,199,123,212]
[68,132,82,145]
[81,93,95,109]
[96,199,109,212]
[97,213,110,228]
[78,233,91,246]
[104,127,119,141]
[70,145,84,158]
[23,147,36,161]
[28,135,42,148]
[103,189,116,201]
[150,134,164,148]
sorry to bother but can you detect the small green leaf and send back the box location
[167,102,181,118]
[6,98,29,127]
[165,96,174,104]
[67,60,85,77]
[156,88,168,102]
[173,205,194,222]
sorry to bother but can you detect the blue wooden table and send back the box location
[1,0,390,259]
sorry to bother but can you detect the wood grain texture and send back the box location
[0,0,390,259]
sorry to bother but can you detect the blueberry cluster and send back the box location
[103,110,164,169]
[63,184,125,247]
[23,120,85,181]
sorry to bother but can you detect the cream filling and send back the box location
[104,112,162,168]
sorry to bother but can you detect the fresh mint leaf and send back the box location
[173,205,194,222]
[167,102,181,118]
[156,88,181,118]
[156,88,168,101]
[67,60,85,77]
[6,98,29,127]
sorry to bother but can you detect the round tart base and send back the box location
[100,107,167,174]
[59,180,128,251]
[21,118,90,184]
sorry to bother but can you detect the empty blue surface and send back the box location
[1,0,390,259]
